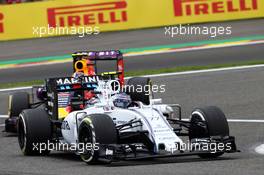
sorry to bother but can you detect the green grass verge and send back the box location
[1,60,264,89]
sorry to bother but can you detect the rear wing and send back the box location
[72,50,122,61]
[72,50,124,85]
[45,76,100,120]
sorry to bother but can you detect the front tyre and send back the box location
[5,92,30,132]
[78,114,117,164]
[18,107,52,156]
[189,106,229,158]
[9,92,30,117]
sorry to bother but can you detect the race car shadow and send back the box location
[109,156,238,167]
[48,152,81,162]
[46,151,239,166]
[31,151,239,167]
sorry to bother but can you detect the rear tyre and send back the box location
[126,77,153,105]
[18,107,52,156]
[189,106,229,158]
[9,92,30,117]
[78,114,117,164]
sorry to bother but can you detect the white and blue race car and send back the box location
[14,51,237,164]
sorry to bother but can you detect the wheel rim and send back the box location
[190,111,208,139]
[79,125,94,162]
[191,110,225,157]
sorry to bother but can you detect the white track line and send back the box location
[0,115,8,118]
[181,118,264,123]
[1,64,264,92]
[143,64,264,78]
[1,114,264,123]
[0,115,7,127]
[0,86,32,92]
[227,119,264,123]
[0,118,263,128]
[255,144,264,155]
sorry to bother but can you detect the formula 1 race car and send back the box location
[12,50,238,164]
[5,50,125,132]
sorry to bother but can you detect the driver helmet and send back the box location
[72,71,84,79]
[113,93,132,108]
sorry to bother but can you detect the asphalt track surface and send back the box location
[0,67,264,175]
[0,18,264,175]
[0,19,264,83]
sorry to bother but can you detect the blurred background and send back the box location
[0,0,263,84]
[0,1,264,175]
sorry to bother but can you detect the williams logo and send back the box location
[173,0,258,16]
[0,13,4,33]
[47,1,127,27]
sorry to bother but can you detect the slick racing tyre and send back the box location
[78,114,117,164]
[8,92,30,117]
[126,77,153,105]
[189,106,229,158]
[18,107,52,156]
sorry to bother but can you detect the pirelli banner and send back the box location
[0,0,264,40]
